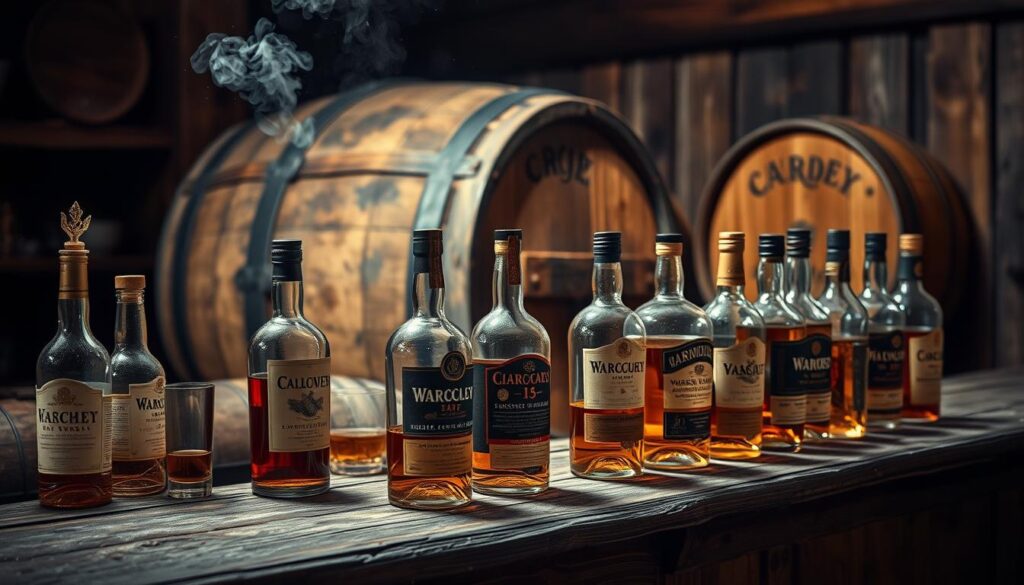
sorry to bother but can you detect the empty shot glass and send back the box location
[165,382,215,499]
[330,382,386,476]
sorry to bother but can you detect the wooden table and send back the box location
[1,368,1022,584]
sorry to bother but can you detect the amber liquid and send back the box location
[763,325,806,450]
[710,326,763,460]
[829,339,867,439]
[38,471,111,509]
[113,458,166,496]
[902,328,941,421]
[248,375,330,496]
[643,336,710,470]
[386,426,472,509]
[167,449,212,483]
[330,428,386,474]
[803,323,833,440]
[569,402,643,479]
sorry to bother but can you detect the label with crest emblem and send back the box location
[36,379,112,475]
[402,351,474,437]
[473,354,550,470]
[867,331,905,414]
[267,357,331,452]
[112,376,166,461]
[659,338,713,440]
[582,337,645,410]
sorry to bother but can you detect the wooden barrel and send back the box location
[695,117,970,317]
[156,81,687,433]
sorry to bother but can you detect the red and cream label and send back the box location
[112,376,166,461]
[909,329,943,406]
[402,434,471,477]
[36,379,112,475]
[582,337,645,410]
[713,338,766,408]
[267,357,331,452]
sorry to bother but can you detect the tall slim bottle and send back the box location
[35,202,112,509]
[569,232,646,479]
[784,229,833,440]
[248,240,331,498]
[386,229,473,509]
[636,234,714,471]
[859,232,906,430]
[110,275,166,496]
[817,231,868,439]
[892,234,943,421]
[704,232,765,460]
[753,234,806,451]
[471,229,551,495]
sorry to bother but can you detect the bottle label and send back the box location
[714,409,762,441]
[868,331,904,415]
[402,434,472,477]
[713,337,765,409]
[402,351,474,437]
[664,411,711,440]
[793,333,832,424]
[472,354,550,471]
[583,412,643,442]
[660,338,713,440]
[909,329,943,406]
[36,379,112,475]
[770,333,832,395]
[267,357,331,452]
[582,337,645,410]
[112,376,166,461]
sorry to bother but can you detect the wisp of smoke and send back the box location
[272,0,337,19]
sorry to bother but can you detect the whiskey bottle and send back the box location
[783,229,833,440]
[35,202,112,509]
[248,240,331,498]
[816,230,869,439]
[891,234,943,421]
[110,275,166,496]
[569,232,646,479]
[753,234,807,451]
[471,229,551,495]
[704,232,765,460]
[636,233,713,471]
[858,232,906,430]
[386,229,473,509]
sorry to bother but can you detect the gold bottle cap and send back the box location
[718,231,745,253]
[899,233,923,255]
[115,275,146,290]
[655,242,683,256]
[716,231,746,286]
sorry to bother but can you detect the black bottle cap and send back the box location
[593,231,622,263]
[494,228,522,241]
[656,233,685,244]
[271,239,302,263]
[865,232,887,260]
[826,229,850,262]
[786,228,811,258]
[412,228,443,257]
[758,233,784,258]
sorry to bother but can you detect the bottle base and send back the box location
[710,438,762,460]
[571,456,643,480]
[472,483,547,496]
[643,450,709,471]
[803,424,831,441]
[113,485,166,497]
[252,480,330,499]
[761,438,801,453]
[472,473,548,496]
[867,418,901,431]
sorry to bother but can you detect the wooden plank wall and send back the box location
[516,20,1024,370]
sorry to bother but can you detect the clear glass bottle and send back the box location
[817,230,868,439]
[569,231,646,479]
[858,232,906,430]
[35,202,112,509]
[784,229,833,441]
[636,233,713,471]
[892,233,943,422]
[110,275,166,496]
[471,229,551,495]
[386,229,473,509]
[704,232,765,460]
[248,239,331,498]
[753,234,806,451]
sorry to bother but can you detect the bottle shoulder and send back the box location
[753,295,804,327]
[249,316,331,368]
[471,308,551,358]
[704,292,766,331]
[891,286,943,327]
[111,348,165,380]
[569,301,645,344]
[635,296,712,337]
[36,331,111,385]
[388,315,472,355]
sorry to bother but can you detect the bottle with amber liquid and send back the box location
[248,240,331,498]
[35,202,112,509]
[817,231,868,439]
[386,229,473,509]
[569,232,646,479]
[892,234,943,421]
[859,232,906,430]
[636,234,713,471]
[753,234,806,451]
[471,229,551,495]
[703,232,765,460]
[110,275,166,496]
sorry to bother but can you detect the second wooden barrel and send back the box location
[695,117,970,317]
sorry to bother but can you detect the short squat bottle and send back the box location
[753,234,806,451]
[386,229,473,509]
[636,233,713,471]
[248,240,331,498]
[569,231,646,479]
[471,229,551,495]
[892,234,943,421]
[111,275,167,496]
[859,232,906,430]
[704,232,765,460]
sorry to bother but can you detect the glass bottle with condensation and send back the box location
[36,202,112,509]
[703,232,765,460]
[111,275,166,496]
[753,234,806,451]
[892,233,943,422]
[858,232,906,430]
[636,233,713,471]
[569,231,646,479]
[471,229,551,495]
[386,229,473,509]
[817,231,869,439]
[784,229,833,441]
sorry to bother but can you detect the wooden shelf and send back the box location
[0,121,172,150]
[0,255,153,272]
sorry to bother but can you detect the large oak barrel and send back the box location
[695,117,970,317]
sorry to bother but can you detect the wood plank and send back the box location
[735,47,789,138]
[849,34,910,136]
[621,58,675,187]
[580,61,623,113]
[787,40,844,116]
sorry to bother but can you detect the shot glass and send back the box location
[165,382,215,499]
[330,384,386,475]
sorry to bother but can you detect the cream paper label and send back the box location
[909,329,943,406]
[402,434,471,477]
[713,338,766,408]
[36,379,112,475]
[770,394,807,426]
[112,376,166,461]
[582,337,645,410]
[267,357,331,452]
[805,392,831,423]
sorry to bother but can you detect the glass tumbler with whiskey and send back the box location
[165,382,215,499]
[330,383,386,476]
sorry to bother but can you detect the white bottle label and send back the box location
[713,337,766,409]
[582,337,645,410]
[267,357,331,452]
[36,379,112,475]
[112,376,166,461]
[909,329,943,406]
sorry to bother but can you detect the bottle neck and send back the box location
[863,258,888,294]
[655,254,684,297]
[593,261,623,304]
[896,253,926,292]
[785,255,812,299]
[757,258,784,297]
[413,271,445,317]
[57,298,90,336]
[115,292,148,349]
[273,280,303,318]
[492,252,525,313]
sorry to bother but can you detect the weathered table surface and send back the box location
[1,368,1022,584]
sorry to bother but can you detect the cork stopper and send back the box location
[59,201,91,255]
[58,202,91,299]
[716,231,746,287]
[114,275,146,290]
[655,233,684,256]
[899,233,923,255]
